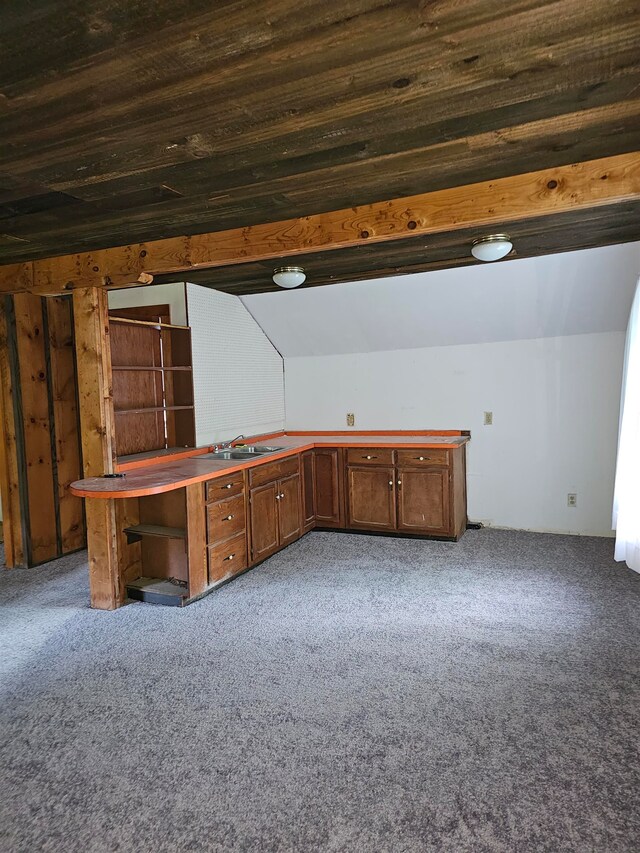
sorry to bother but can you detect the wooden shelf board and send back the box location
[124,524,186,539]
[109,317,190,331]
[112,365,192,372]
[115,405,194,415]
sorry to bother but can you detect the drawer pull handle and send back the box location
[224,514,234,521]
[416,456,426,461]
[223,483,233,489]
[223,553,235,561]
[363,455,378,460]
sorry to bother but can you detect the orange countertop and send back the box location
[70,432,470,499]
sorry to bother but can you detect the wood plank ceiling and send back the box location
[1,0,639,293]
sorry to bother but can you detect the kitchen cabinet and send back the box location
[249,457,301,564]
[396,468,450,535]
[205,471,248,584]
[313,448,344,528]
[347,466,396,530]
[346,446,467,539]
[301,450,315,533]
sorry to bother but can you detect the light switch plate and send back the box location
[484,411,493,425]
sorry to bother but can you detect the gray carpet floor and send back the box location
[1,529,639,853]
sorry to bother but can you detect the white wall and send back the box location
[284,332,625,536]
[108,282,187,325]
[186,284,284,445]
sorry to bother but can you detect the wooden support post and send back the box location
[0,299,25,567]
[186,482,207,598]
[72,287,121,609]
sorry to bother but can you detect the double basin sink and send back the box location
[204,445,285,461]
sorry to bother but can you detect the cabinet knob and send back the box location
[364,455,378,460]
[397,480,402,486]
[388,480,393,487]
[224,483,232,489]
[417,456,425,461]
[224,553,235,561]
[275,494,281,501]
[224,514,234,521]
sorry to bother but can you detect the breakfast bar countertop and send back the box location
[70,431,470,499]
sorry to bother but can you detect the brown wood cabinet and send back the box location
[396,468,450,535]
[346,446,467,539]
[301,450,315,533]
[205,471,248,584]
[313,448,344,528]
[347,466,396,531]
[249,460,301,564]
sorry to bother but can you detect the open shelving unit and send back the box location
[110,316,196,458]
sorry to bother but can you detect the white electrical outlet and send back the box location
[346,412,355,427]
[484,411,493,425]
[567,493,577,507]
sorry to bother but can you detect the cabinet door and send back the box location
[249,482,279,563]
[278,474,301,547]
[347,466,396,530]
[314,448,343,527]
[301,450,315,533]
[396,468,451,535]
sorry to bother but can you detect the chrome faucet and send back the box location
[214,434,245,452]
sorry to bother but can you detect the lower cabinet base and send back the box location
[314,526,463,542]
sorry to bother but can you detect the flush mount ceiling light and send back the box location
[471,235,513,262]
[272,266,306,288]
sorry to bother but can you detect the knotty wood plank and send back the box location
[1,152,638,294]
[0,299,25,566]
[46,296,85,553]
[13,293,58,564]
[72,286,121,608]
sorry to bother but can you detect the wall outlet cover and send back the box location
[484,411,493,425]
[346,412,355,427]
[567,493,577,507]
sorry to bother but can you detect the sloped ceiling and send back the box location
[241,242,640,358]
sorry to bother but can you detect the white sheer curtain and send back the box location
[613,278,640,573]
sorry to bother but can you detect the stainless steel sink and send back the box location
[203,445,285,461]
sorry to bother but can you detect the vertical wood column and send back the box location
[186,482,207,598]
[0,299,25,567]
[72,287,121,609]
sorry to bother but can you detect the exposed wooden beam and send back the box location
[0,152,638,295]
[72,287,121,609]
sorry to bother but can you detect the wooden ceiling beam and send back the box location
[0,151,638,295]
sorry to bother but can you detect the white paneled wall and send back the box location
[186,284,284,445]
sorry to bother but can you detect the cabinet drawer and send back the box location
[207,494,245,542]
[249,455,299,488]
[346,448,394,466]
[208,533,247,583]
[396,448,450,467]
[205,473,244,502]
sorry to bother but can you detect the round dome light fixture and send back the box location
[272,266,306,288]
[471,235,513,262]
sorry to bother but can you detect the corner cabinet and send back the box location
[346,446,467,539]
[249,456,302,564]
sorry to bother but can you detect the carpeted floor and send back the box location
[1,529,639,852]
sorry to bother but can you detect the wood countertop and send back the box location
[70,431,470,499]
